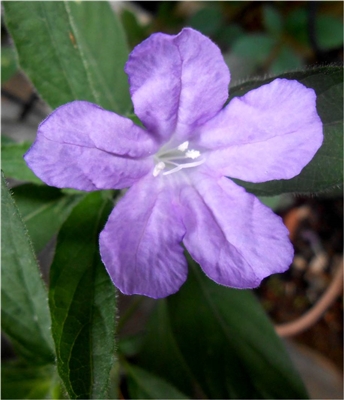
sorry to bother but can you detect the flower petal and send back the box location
[197,79,323,182]
[181,169,293,288]
[125,28,230,143]
[24,101,156,190]
[99,174,187,298]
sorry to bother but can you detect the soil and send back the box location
[255,196,343,371]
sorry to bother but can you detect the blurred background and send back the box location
[2,1,343,398]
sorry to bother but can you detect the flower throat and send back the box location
[153,141,204,177]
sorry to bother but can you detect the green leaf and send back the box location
[316,14,344,49]
[1,174,54,364]
[231,34,277,65]
[49,191,116,399]
[225,52,257,85]
[12,184,83,253]
[216,24,244,47]
[120,9,146,49]
[1,46,18,84]
[118,334,144,358]
[1,134,16,145]
[228,66,343,195]
[270,45,303,75]
[137,301,197,398]
[187,7,224,37]
[65,1,131,113]
[1,141,43,185]
[3,1,131,113]
[257,194,293,211]
[263,5,283,36]
[166,260,309,399]
[285,8,309,46]
[125,363,189,400]
[1,362,61,400]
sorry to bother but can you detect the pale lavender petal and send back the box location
[99,174,187,298]
[196,79,323,182]
[24,101,156,190]
[125,28,230,143]
[181,169,293,288]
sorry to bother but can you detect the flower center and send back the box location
[153,141,204,177]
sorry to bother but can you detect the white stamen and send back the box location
[185,149,201,159]
[153,141,204,177]
[177,141,189,152]
[153,161,166,177]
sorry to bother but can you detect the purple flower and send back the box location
[25,28,323,298]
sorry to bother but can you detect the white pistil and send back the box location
[162,158,204,175]
[153,141,204,177]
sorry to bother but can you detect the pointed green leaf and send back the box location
[1,362,61,400]
[12,184,83,253]
[1,174,54,364]
[65,1,131,113]
[1,141,42,185]
[49,192,117,399]
[3,1,131,113]
[229,66,343,195]
[125,363,189,400]
[137,301,197,398]
[166,260,309,399]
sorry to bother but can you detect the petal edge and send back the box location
[182,170,293,289]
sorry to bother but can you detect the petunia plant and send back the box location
[1,2,343,399]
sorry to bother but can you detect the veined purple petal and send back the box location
[125,28,230,144]
[196,79,323,182]
[99,174,187,298]
[24,101,156,190]
[181,169,293,288]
